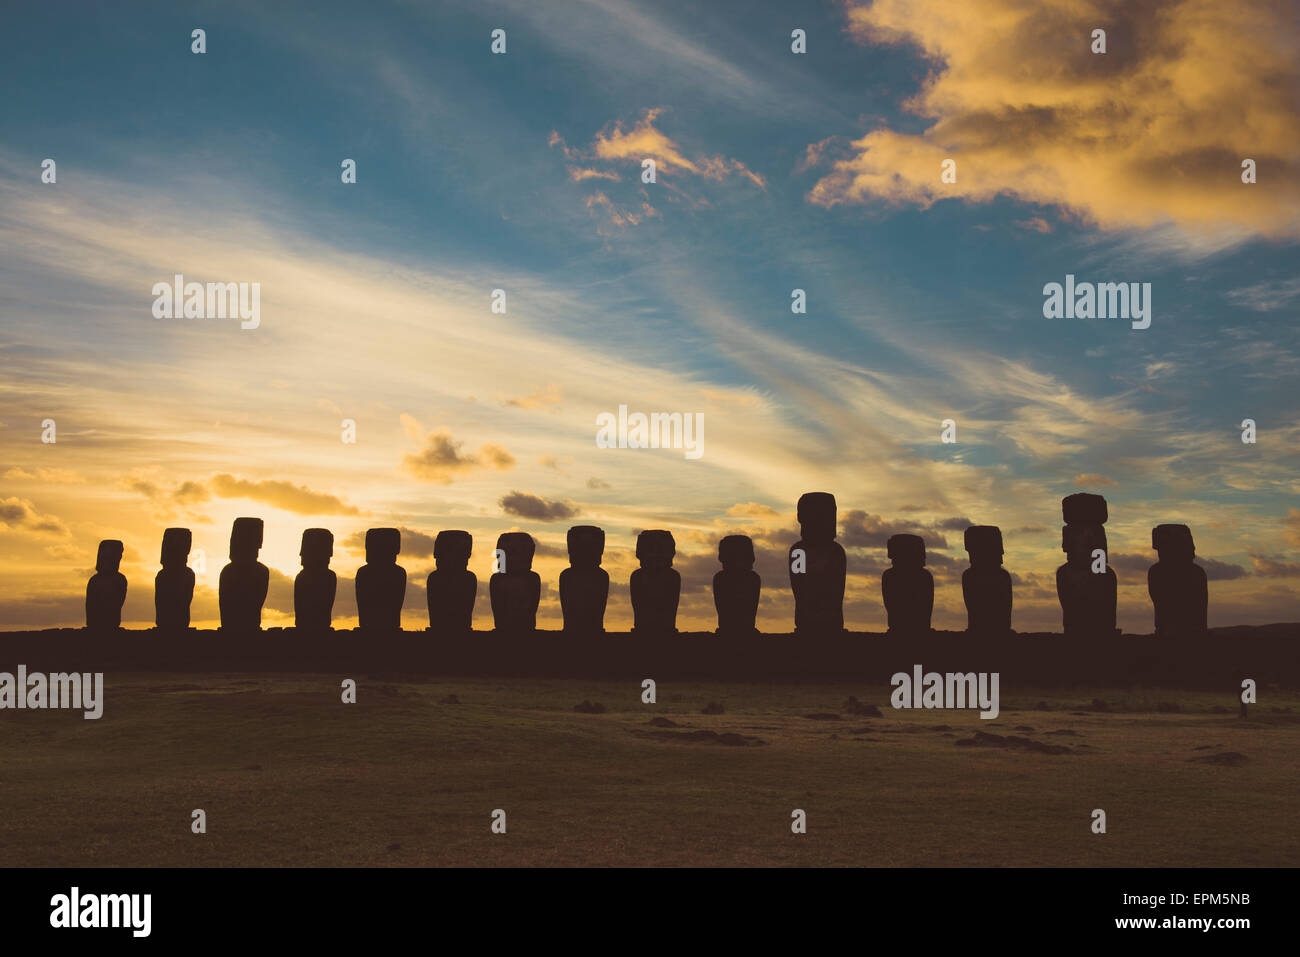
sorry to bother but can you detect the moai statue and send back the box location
[631,530,681,634]
[713,534,760,636]
[426,530,477,634]
[86,539,127,631]
[962,525,1011,635]
[294,528,336,631]
[787,492,846,635]
[490,532,540,633]
[882,533,934,635]
[1148,524,1208,637]
[218,517,269,631]
[355,527,406,631]
[560,525,609,634]
[1056,521,1118,637]
[154,527,195,630]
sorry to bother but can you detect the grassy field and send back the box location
[1,674,1296,866]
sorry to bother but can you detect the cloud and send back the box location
[840,510,950,550]
[503,384,563,409]
[343,526,438,559]
[1073,473,1117,487]
[1286,509,1300,547]
[209,474,361,516]
[1224,278,1300,312]
[0,497,68,536]
[586,477,611,490]
[589,108,765,187]
[1250,554,1300,578]
[499,491,579,521]
[811,0,1300,240]
[727,502,779,519]
[2,467,85,483]
[401,429,516,483]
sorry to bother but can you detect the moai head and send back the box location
[1062,523,1107,563]
[796,492,837,543]
[434,530,473,571]
[365,527,401,565]
[160,527,191,568]
[229,517,263,562]
[887,533,926,568]
[96,539,124,574]
[567,525,605,569]
[636,530,676,570]
[495,532,535,574]
[964,525,1003,567]
[718,535,755,571]
[300,528,333,568]
[1062,492,1108,525]
[1152,524,1195,563]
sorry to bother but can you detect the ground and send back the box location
[2,674,1296,866]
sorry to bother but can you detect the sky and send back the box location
[1,0,1297,632]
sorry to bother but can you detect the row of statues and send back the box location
[84,491,1210,636]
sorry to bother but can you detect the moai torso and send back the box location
[87,539,127,631]
[356,528,406,630]
[427,531,476,634]
[883,535,933,635]
[631,530,680,634]
[295,528,337,631]
[714,534,760,636]
[789,492,845,635]
[1148,524,1208,637]
[962,525,1011,635]
[155,527,194,629]
[561,526,608,633]
[220,518,269,631]
[1056,561,1117,635]
[490,533,540,633]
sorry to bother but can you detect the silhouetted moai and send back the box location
[426,530,477,633]
[1056,493,1117,636]
[490,532,540,633]
[154,527,194,630]
[1148,523,1208,637]
[882,533,934,635]
[355,527,406,631]
[788,492,846,635]
[294,528,336,631]
[962,525,1011,635]
[218,518,269,630]
[86,539,127,631]
[631,530,680,634]
[713,534,760,636]
[560,525,608,633]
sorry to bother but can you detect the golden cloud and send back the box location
[810,0,1299,239]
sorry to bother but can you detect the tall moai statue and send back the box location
[788,492,846,634]
[631,530,680,634]
[490,532,540,633]
[962,525,1011,635]
[154,527,195,630]
[355,527,406,631]
[294,528,336,631]
[86,539,127,631]
[1056,493,1117,636]
[426,530,477,633]
[1148,523,1208,637]
[219,518,269,630]
[713,534,760,636]
[882,533,934,635]
[560,525,609,633]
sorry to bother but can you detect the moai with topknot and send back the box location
[560,525,609,634]
[1056,494,1118,636]
[490,532,541,633]
[355,527,406,631]
[713,534,760,636]
[962,525,1011,635]
[1148,523,1208,637]
[631,530,680,634]
[788,492,846,635]
[154,527,194,630]
[426,530,477,633]
[294,528,336,631]
[882,533,934,635]
[219,517,269,630]
[86,539,127,631]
